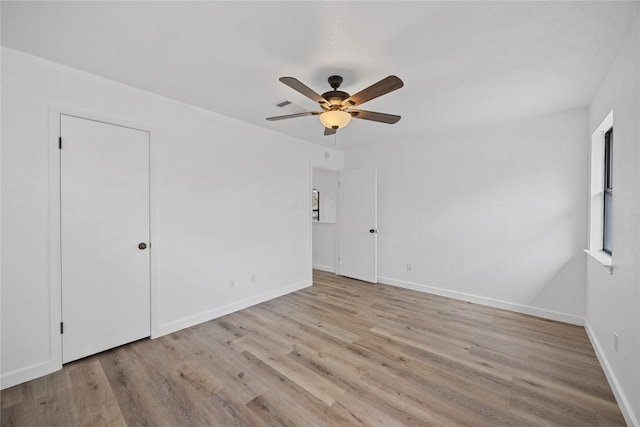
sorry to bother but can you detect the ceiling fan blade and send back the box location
[349,109,401,124]
[342,76,404,108]
[266,111,320,121]
[324,127,337,136]
[280,77,331,109]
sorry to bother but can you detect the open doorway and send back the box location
[312,168,339,273]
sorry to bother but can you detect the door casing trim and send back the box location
[48,104,158,372]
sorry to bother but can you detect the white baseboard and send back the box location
[1,360,60,390]
[312,264,336,273]
[584,320,639,427]
[154,279,312,338]
[377,276,584,326]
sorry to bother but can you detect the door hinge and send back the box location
[60,322,64,334]
[58,137,62,149]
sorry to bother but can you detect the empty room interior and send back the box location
[1,1,640,426]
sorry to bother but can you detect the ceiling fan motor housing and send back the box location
[321,90,350,109]
[322,75,350,109]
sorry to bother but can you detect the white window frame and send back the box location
[585,110,613,273]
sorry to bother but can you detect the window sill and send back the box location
[584,249,613,274]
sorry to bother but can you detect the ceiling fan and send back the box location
[266,75,403,136]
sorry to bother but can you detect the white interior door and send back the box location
[61,115,150,363]
[339,167,378,283]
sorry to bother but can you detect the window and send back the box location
[585,111,613,271]
[603,128,613,254]
[312,189,319,221]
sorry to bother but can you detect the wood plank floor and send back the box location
[1,270,625,426]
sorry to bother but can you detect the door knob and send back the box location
[138,242,147,250]
[369,229,378,234]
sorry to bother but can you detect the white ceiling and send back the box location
[2,1,639,150]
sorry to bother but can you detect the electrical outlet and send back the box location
[229,280,235,289]
[406,263,413,271]
[614,332,619,351]
[251,274,256,283]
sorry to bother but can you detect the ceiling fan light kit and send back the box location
[266,74,403,136]
[319,110,351,129]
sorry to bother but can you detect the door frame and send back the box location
[308,163,341,279]
[310,166,341,275]
[48,104,158,369]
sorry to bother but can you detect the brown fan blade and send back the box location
[342,76,403,108]
[266,111,321,121]
[349,109,401,124]
[324,127,337,136]
[280,77,331,109]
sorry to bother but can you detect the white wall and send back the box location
[312,169,339,272]
[344,108,588,324]
[586,16,640,426]
[0,47,343,388]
